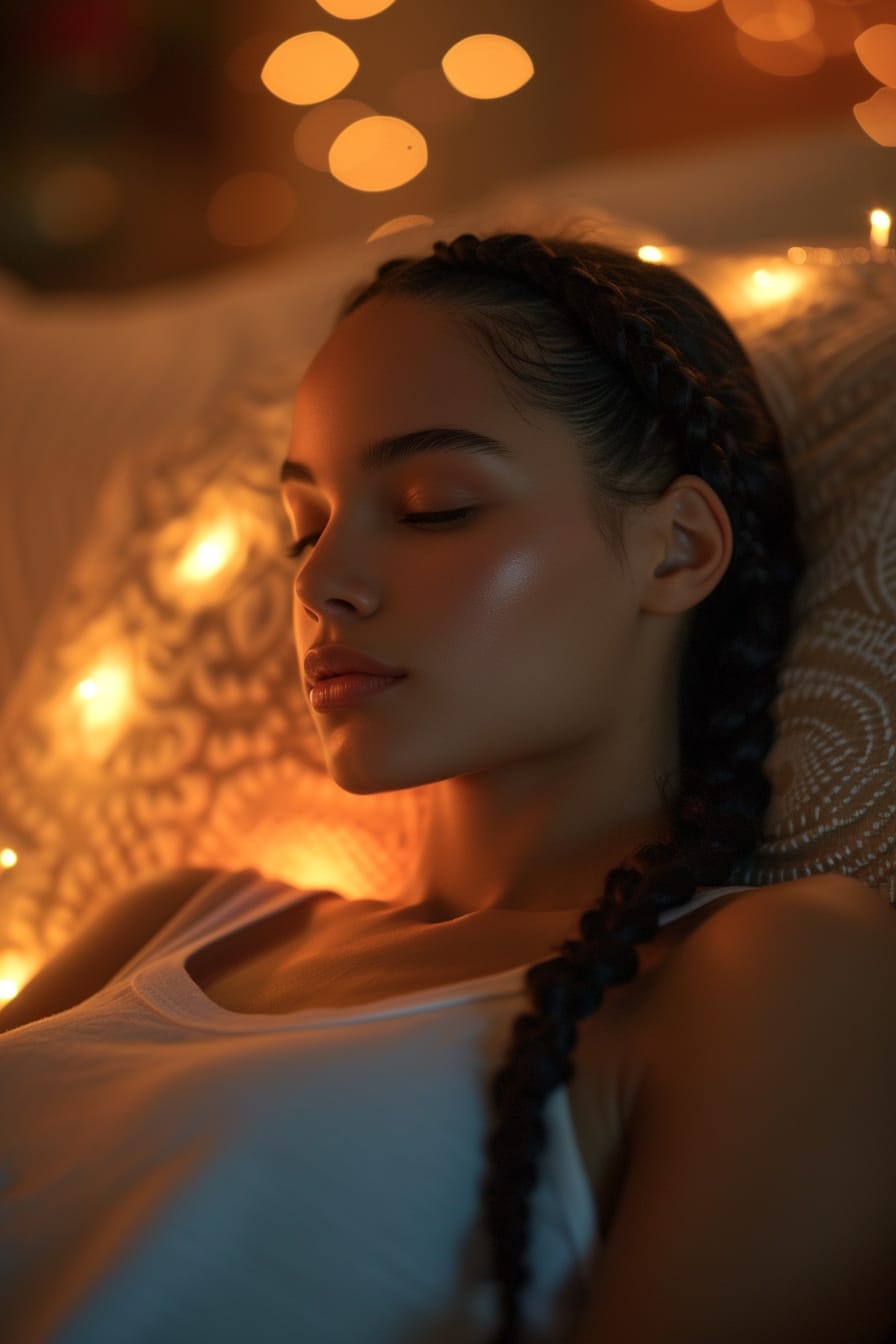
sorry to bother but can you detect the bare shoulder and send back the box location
[678,871,896,961]
[651,870,896,1038]
[573,873,896,1341]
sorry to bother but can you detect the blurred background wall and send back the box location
[2,0,894,295]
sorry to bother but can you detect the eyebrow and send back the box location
[279,426,513,488]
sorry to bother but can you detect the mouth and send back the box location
[308,671,407,712]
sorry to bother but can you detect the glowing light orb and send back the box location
[855,24,896,87]
[750,267,800,304]
[294,99,376,172]
[736,27,824,74]
[73,663,130,731]
[853,86,896,147]
[645,0,718,10]
[329,116,427,191]
[315,0,396,15]
[441,34,534,100]
[261,32,359,105]
[722,0,814,43]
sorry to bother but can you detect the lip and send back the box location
[304,643,407,686]
[308,672,406,713]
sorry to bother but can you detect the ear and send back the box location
[639,474,734,617]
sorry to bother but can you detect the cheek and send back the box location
[430,531,624,698]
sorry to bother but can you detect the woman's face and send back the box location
[282,293,647,796]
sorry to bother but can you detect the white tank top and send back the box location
[0,867,755,1344]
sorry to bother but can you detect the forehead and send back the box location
[292,295,527,444]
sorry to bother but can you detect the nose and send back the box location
[294,561,380,622]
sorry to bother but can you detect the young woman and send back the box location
[3,231,895,1344]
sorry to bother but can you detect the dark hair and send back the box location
[337,231,805,1343]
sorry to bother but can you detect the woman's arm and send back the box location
[573,875,896,1343]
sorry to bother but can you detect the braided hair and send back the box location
[336,231,805,1343]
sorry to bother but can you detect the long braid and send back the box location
[339,232,805,1341]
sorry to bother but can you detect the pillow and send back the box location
[0,163,894,999]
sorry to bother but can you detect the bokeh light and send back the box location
[294,99,376,172]
[870,208,892,248]
[30,163,121,245]
[749,265,801,304]
[441,35,534,100]
[315,0,397,15]
[207,173,297,247]
[736,27,825,74]
[367,214,434,242]
[854,24,896,86]
[645,0,719,10]
[722,0,815,42]
[328,116,427,191]
[806,2,865,58]
[72,661,131,737]
[261,32,359,106]
[853,86,896,146]
[176,527,239,584]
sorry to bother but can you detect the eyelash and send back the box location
[283,507,476,559]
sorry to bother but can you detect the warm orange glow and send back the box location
[329,115,427,191]
[870,209,892,250]
[294,98,376,172]
[441,34,534,100]
[645,0,718,10]
[637,243,687,265]
[0,849,17,870]
[315,0,396,15]
[177,527,239,583]
[261,31,359,105]
[749,266,801,304]
[722,0,814,43]
[855,24,896,87]
[367,215,434,242]
[736,27,824,74]
[853,86,896,147]
[207,173,297,247]
[72,661,132,740]
[787,246,808,264]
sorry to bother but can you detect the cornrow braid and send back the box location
[338,231,805,1342]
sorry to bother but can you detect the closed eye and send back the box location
[284,507,476,559]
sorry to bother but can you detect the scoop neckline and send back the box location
[129,880,756,1035]
[132,951,533,1032]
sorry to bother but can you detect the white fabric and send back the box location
[0,870,753,1344]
